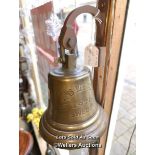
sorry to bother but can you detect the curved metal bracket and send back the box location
[58,5,104,63]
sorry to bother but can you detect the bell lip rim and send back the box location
[39,107,108,146]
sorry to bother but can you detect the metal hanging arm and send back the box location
[58,5,105,63]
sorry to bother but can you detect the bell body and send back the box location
[39,65,107,148]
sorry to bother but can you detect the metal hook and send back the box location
[58,5,104,63]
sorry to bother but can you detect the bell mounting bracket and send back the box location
[58,5,106,63]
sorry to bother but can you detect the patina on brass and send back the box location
[39,5,107,149]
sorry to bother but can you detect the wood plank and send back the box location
[93,0,110,104]
[92,0,113,155]
[28,43,44,104]
[98,0,128,154]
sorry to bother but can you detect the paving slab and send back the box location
[114,121,129,137]
[110,63,136,155]
[110,141,127,155]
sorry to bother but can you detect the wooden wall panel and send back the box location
[31,1,57,57]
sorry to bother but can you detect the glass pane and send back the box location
[39,0,96,106]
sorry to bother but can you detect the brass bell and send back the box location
[39,5,107,149]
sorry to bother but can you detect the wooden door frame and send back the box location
[93,0,129,154]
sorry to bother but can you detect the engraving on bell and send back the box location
[39,5,108,149]
[39,54,107,148]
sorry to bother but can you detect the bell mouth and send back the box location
[39,104,108,149]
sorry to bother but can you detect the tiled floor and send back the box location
[110,65,136,155]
